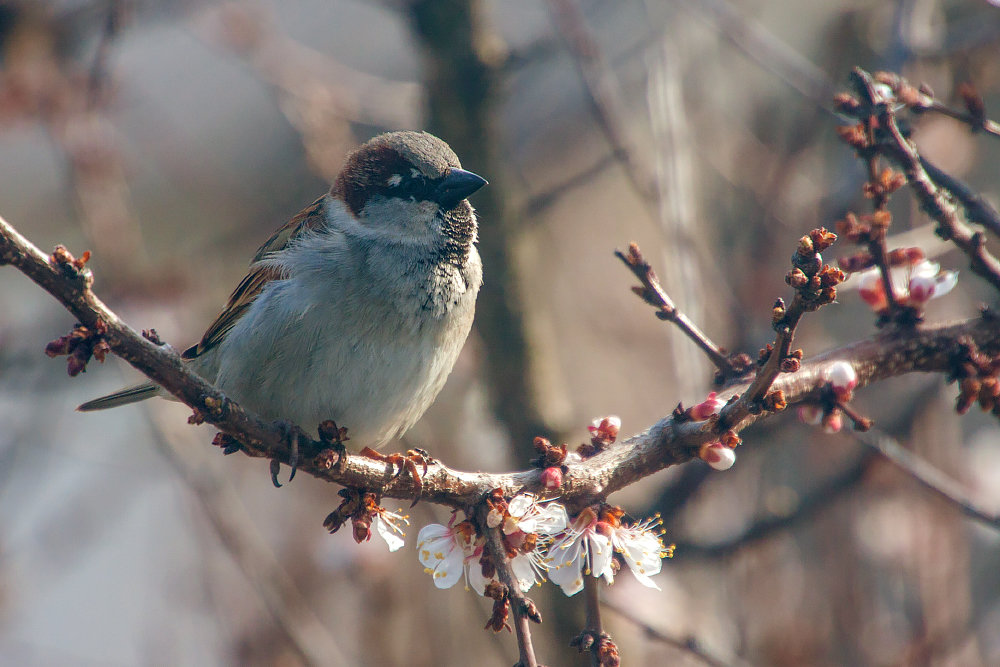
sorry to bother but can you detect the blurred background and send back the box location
[1,0,999,665]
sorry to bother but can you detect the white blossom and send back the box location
[547,509,615,596]
[610,517,671,590]
[416,520,488,594]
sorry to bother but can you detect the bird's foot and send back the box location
[271,420,309,487]
[359,447,435,507]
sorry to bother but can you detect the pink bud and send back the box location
[858,271,888,310]
[825,361,857,392]
[690,392,723,421]
[901,247,925,265]
[540,466,563,490]
[908,274,936,304]
[798,405,823,426]
[823,411,843,434]
[699,442,736,471]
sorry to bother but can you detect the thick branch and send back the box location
[2,214,1000,513]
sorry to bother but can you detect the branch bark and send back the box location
[3,212,999,514]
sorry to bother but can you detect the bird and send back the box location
[79,130,487,451]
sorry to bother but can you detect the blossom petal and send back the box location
[548,533,586,596]
[933,270,958,298]
[466,558,490,596]
[587,533,615,584]
[416,524,465,589]
[547,557,585,596]
[374,515,406,552]
[510,553,544,592]
[910,260,941,280]
[507,494,533,518]
[616,530,664,590]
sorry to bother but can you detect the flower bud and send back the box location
[823,411,843,434]
[825,361,858,392]
[699,442,736,471]
[690,392,723,421]
[858,271,888,310]
[541,466,563,490]
[798,404,824,426]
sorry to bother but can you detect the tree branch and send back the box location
[615,243,743,380]
[583,575,604,667]
[853,429,1000,529]
[483,522,540,667]
[602,597,747,667]
[2,212,1000,515]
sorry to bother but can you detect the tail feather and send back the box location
[78,383,162,411]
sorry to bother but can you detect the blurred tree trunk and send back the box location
[407,0,552,455]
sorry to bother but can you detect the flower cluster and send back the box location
[798,360,860,434]
[548,506,672,596]
[417,516,487,592]
[417,496,672,599]
[417,493,568,595]
[530,415,623,492]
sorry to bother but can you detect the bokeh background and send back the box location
[1,1,1000,665]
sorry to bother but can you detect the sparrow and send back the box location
[79,131,487,450]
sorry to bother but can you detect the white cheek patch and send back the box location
[387,173,402,187]
[359,197,441,241]
[410,168,421,179]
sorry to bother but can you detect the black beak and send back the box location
[435,167,488,210]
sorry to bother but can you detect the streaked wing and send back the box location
[252,196,328,262]
[182,196,327,360]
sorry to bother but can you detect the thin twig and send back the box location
[874,100,1000,292]
[924,100,1000,140]
[850,68,904,316]
[726,236,837,420]
[616,243,741,379]
[854,429,1000,530]
[583,575,603,667]
[602,598,747,667]
[919,156,1000,238]
[483,524,540,667]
